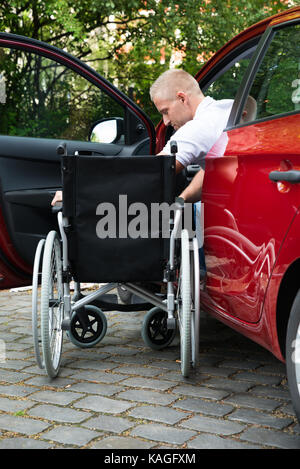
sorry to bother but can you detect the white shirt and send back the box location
[162,96,233,168]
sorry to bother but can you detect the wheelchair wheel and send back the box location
[191,236,200,369]
[178,229,191,378]
[141,306,176,350]
[32,238,45,369]
[40,231,64,378]
[68,305,107,348]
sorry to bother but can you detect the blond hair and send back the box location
[150,69,202,102]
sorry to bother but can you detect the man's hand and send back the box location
[179,168,204,203]
[51,191,63,206]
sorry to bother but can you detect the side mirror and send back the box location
[89,117,124,144]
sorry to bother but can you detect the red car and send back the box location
[1,6,300,418]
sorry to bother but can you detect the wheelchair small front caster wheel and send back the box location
[142,306,177,350]
[68,305,107,348]
[117,285,132,304]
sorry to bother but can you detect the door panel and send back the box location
[0,34,155,287]
[202,113,300,323]
[202,19,300,324]
[0,136,124,266]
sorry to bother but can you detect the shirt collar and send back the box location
[194,96,214,119]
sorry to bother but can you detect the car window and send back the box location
[0,47,125,141]
[203,44,257,101]
[240,22,300,124]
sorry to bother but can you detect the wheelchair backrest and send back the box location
[61,152,175,283]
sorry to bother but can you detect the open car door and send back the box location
[0,33,156,289]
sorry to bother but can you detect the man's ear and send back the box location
[176,91,187,103]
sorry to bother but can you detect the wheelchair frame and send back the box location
[32,153,200,380]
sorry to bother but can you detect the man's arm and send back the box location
[179,168,204,203]
[157,151,185,174]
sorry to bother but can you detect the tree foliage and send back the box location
[0,0,296,124]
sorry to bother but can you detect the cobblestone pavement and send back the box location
[0,287,300,450]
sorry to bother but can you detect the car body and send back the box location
[1,6,300,416]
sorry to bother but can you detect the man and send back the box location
[51,69,233,206]
[150,68,233,202]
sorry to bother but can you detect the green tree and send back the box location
[0,0,296,126]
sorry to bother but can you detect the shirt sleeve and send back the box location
[162,109,229,167]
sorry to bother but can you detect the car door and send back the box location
[0,33,156,289]
[202,18,300,323]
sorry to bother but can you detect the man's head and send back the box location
[150,69,204,130]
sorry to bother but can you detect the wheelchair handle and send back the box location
[170,140,178,155]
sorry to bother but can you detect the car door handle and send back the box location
[269,170,300,183]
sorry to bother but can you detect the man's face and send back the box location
[153,93,193,131]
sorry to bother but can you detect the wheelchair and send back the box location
[31,143,200,379]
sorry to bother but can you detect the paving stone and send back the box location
[112,365,162,377]
[99,346,139,356]
[173,397,234,417]
[224,393,281,412]
[1,289,300,449]
[74,395,134,414]
[0,397,35,413]
[187,434,260,449]
[5,351,32,360]
[0,369,31,384]
[233,372,283,386]
[128,405,187,425]
[24,376,77,388]
[28,404,91,423]
[0,384,35,397]
[65,360,119,371]
[0,360,33,371]
[257,363,286,375]
[197,366,237,378]
[121,377,174,391]
[116,389,177,405]
[68,381,123,396]
[239,427,300,449]
[228,408,293,429]
[3,343,32,352]
[0,437,53,449]
[179,415,245,435]
[68,370,127,384]
[130,423,196,445]
[141,349,179,362]
[42,425,100,447]
[0,414,50,435]
[278,402,297,417]
[83,414,135,433]
[24,364,73,377]
[172,384,229,401]
[250,385,291,401]
[204,377,251,393]
[219,360,261,370]
[30,390,83,405]
[108,355,153,365]
[292,422,300,433]
[64,350,110,360]
[90,436,155,449]
[0,333,20,344]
